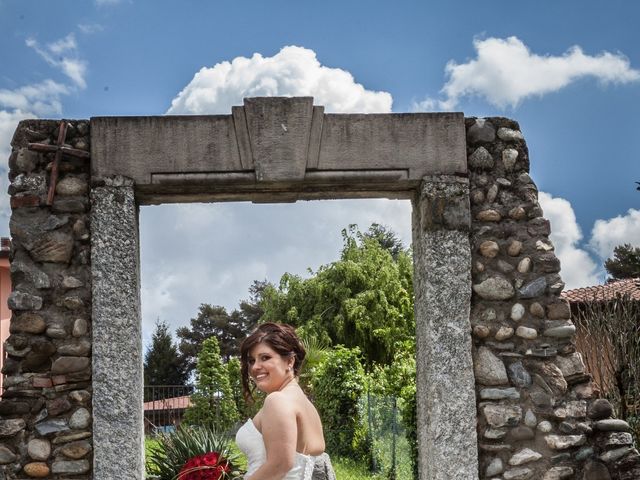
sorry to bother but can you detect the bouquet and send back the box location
[176,451,231,480]
[146,424,244,480]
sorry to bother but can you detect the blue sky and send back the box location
[1,1,639,341]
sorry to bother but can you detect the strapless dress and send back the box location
[235,419,317,479]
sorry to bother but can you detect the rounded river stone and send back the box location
[51,356,90,374]
[508,361,531,388]
[11,313,46,334]
[594,419,631,432]
[485,457,504,477]
[468,119,496,144]
[479,240,500,258]
[476,209,502,222]
[511,303,525,321]
[27,438,51,461]
[474,347,508,385]
[473,276,515,300]
[588,399,613,420]
[0,445,17,464]
[509,448,542,466]
[0,418,26,437]
[69,408,91,429]
[23,462,50,477]
[469,147,494,169]
[502,148,519,170]
[543,466,574,480]
[56,176,88,196]
[497,127,524,141]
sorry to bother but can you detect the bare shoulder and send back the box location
[262,390,296,413]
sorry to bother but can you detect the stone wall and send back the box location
[1,120,92,478]
[1,113,640,480]
[467,117,640,480]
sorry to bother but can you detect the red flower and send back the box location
[177,452,231,480]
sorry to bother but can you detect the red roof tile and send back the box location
[562,278,640,303]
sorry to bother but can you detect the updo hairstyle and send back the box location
[239,322,306,403]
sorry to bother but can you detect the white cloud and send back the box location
[47,34,77,55]
[0,80,68,116]
[415,36,640,110]
[589,208,640,260]
[0,33,89,236]
[539,192,601,289]
[0,81,70,237]
[0,110,35,235]
[78,23,104,34]
[26,34,87,89]
[139,199,412,341]
[167,45,392,114]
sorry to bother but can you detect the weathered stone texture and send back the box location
[466,116,640,479]
[91,182,144,479]
[413,175,478,480]
[2,119,92,479]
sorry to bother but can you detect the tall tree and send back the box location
[183,337,239,430]
[261,225,414,369]
[144,319,188,387]
[605,243,640,280]
[238,280,269,327]
[362,223,406,260]
[177,305,239,374]
[176,285,265,377]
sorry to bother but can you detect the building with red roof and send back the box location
[562,277,640,303]
[562,277,640,404]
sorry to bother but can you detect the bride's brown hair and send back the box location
[239,322,306,403]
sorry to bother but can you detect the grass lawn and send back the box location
[332,456,386,479]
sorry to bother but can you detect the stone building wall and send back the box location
[1,115,639,479]
[1,120,92,478]
[467,117,640,480]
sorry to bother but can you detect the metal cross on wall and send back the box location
[27,120,91,206]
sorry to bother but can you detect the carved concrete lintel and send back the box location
[418,175,470,232]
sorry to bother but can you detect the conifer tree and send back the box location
[605,243,640,280]
[144,320,188,388]
[183,337,239,430]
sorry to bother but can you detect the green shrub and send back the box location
[313,346,371,460]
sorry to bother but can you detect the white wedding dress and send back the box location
[235,419,317,480]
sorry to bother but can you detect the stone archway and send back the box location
[2,98,638,480]
[90,97,477,479]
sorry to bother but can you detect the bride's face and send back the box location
[248,342,294,394]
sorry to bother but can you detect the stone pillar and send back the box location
[412,175,479,480]
[91,178,144,479]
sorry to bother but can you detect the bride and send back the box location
[235,323,326,480]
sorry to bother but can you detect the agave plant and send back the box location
[146,424,242,480]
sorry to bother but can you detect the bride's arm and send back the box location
[245,392,297,480]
